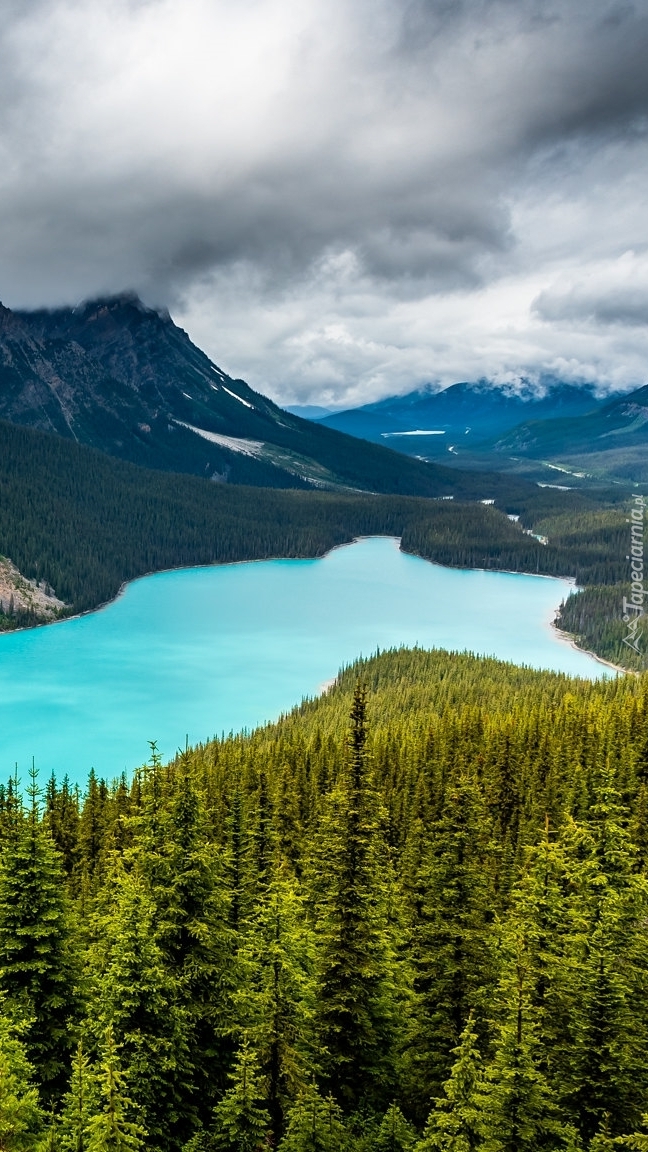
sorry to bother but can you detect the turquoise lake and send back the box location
[0,537,612,785]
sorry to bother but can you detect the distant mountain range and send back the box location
[490,385,648,483]
[315,379,648,485]
[0,294,491,498]
[316,380,605,452]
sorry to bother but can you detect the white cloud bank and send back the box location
[1,0,647,405]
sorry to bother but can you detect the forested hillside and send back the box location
[2,647,648,1150]
[0,417,630,623]
[556,585,644,673]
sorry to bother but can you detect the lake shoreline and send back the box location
[550,622,630,677]
[0,537,617,781]
[0,534,627,676]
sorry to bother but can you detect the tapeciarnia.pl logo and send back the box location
[622,493,646,655]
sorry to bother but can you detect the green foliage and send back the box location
[556,584,647,673]
[309,686,398,1112]
[86,869,193,1149]
[477,938,574,1151]
[84,1026,146,1152]
[0,774,78,1103]
[403,772,496,1112]
[279,1084,349,1152]
[210,1036,271,1152]
[0,1009,43,1150]
[417,1015,484,1152]
[372,1104,416,1152]
[58,1041,96,1152]
[236,868,313,1140]
[4,649,648,1146]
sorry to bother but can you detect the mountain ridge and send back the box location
[315,379,609,459]
[0,294,528,498]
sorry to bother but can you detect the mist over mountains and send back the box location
[316,381,607,449]
[0,293,521,499]
[315,378,648,486]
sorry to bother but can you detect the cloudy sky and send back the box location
[1,0,647,407]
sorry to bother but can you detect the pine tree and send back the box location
[373,1103,416,1152]
[558,768,648,1141]
[87,869,192,1150]
[138,757,238,1122]
[210,1036,271,1152]
[403,769,495,1111]
[237,867,314,1142]
[0,1009,43,1151]
[59,1041,97,1152]
[78,771,108,887]
[478,932,575,1152]
[278,1083,349,1152]
[0,771,78,1104]
[84,1027,146,1152]
[224,788,247,934]
[508,825,573,1022]
[309,685,397,1112]
[417,1014,484,1152]
[45,775,80,879]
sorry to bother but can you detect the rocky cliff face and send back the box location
[0,294,463,495]
[0,294,301,484]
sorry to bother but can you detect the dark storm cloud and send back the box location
[534,279,648,328]
[0,0,647,399]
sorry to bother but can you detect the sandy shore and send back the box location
[551,620,632,677]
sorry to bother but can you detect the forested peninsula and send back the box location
[2,648,648,1150]
[0,417,638,669]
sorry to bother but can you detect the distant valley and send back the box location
[316,379,648,487]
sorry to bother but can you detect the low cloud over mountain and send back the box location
[1,0,647,404]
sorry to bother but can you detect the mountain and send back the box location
[0,293,482,497]
[491,383,648,483]
[315,380,606,460]
[284,404,334,419]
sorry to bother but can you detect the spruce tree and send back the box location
[403,769,495,1111]
[278,1083,349,1152]
[0,772,78,1104]
[558,768,648,1141]
[478,932,575,1152]
[309,685,397,1112]
[45,775,80,879]
[78,771,108,888]
[87,869,192,1151]
[417,1014,484,1152]
[237,868,313,1142]
[84,1027,146,1152]
[140,757,238,1121]
[59,1041,97,1152]
[210,1036,271,1152]
[0,1009,43,1151]
[373,1103,416,1152]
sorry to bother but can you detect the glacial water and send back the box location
[0,537,613,785]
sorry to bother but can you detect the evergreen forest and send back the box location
[0,417,640,668]
[3,647,648,1149]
